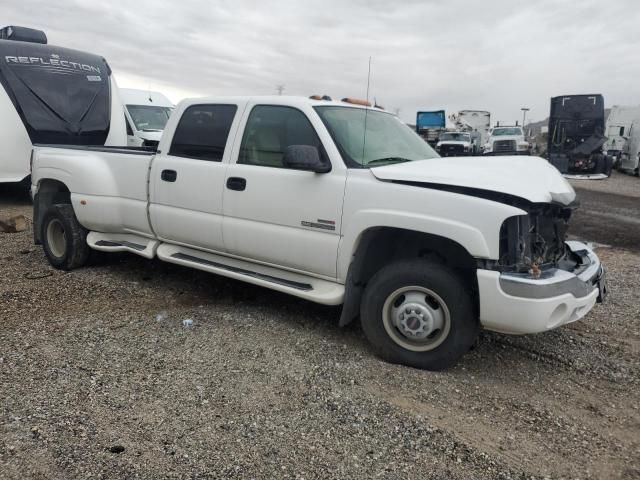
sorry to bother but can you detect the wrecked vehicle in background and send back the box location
[548,94,613,179]
[435,132,472,156]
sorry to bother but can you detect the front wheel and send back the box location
[41,204,89,270]
[360,260,478,370]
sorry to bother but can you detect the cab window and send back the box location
[238,105,324,168]
[169,104,237,161]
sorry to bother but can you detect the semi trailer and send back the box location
[416,110,446,147]
[547,94,613,178]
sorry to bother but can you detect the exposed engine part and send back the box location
[498,204,576,273]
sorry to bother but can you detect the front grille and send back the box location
[440,144,465,156]
[493,140,516,153]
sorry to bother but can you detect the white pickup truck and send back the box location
[483,126,530,155]
[31,96,607,370]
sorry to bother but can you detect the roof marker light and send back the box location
[341,97,371,107]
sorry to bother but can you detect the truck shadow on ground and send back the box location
[91,252,623,381]
[0,183,31,209]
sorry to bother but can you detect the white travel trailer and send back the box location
[0,26,126,186]
[605,105,640,163]
[120,88,174,148]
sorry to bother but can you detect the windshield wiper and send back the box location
[366,157,412,166]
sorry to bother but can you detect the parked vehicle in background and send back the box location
[121,88,174,149]
[604,105,640,166]
[416,110,446,147]
[0,26,126,187]
[31,95,607,371]
[436,132,472,156]
[547,94,613,178]
[451,110,491,154]
[483,125,530,155]
[619,116,640,175]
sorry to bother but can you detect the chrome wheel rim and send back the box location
[46,219,66,258]
[382,286,451,352]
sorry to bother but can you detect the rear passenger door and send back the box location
[222,103,347,278]
[149,102,244,252]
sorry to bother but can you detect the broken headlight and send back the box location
[498,204,573,273]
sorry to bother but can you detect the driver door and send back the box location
[222,103,346,278]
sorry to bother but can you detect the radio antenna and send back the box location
[361,56,372,164]
[365,56,372,102]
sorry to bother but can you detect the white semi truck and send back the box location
[30,95,607,370]
[619,115,640,175]
[0,26,126,187]
[604,105,640,165]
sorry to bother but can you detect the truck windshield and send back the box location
[315,106,438,167]
[127,105,173,131]
[492,127,523,136]
[440,133,470,141]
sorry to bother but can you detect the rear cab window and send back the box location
[169,104,237,161]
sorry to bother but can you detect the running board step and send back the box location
[156,244,344,305]
[87,232,158,259]
[171,252,313,291]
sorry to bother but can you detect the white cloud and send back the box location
[3,0,639,123]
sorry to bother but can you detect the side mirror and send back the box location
[283,145,330,173]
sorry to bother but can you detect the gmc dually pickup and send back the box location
[31,96,607,370]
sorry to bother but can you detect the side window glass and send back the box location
[169,104,237,161]
[125,115,133,136]
[239,105,323,168]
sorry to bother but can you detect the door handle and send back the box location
[161,169,177,182]
[226,177,247,191]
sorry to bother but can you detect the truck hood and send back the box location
[370,156,576,205]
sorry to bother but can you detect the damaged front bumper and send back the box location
[477,241,606,335]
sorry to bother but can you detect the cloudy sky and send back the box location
[4,0,640,124]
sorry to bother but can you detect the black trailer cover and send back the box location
[0,40,112,145]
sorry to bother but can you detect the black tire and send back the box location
[41,203,89,270]
[360,259,478,370]
[603,156,613,176]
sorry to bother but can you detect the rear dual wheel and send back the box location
[360,260,478,370]
[41,204,89,270]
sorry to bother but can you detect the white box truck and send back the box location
[451,110,491,154]
[120,88,174,149]
[0,26,126,187]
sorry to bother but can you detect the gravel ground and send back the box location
[1,186,639,479]
[569,172,640,252]
[569,171,640,199]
